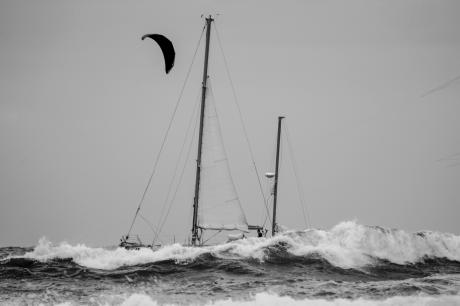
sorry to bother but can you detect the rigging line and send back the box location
[154,113,199,243]
[437,151,460,162]
[126,25,206,237]
[153,97,201,243]
[213,23,270,223]
[283,122,311,228]
[138,213,163,244]
[154,88,202,237]
[261,178,271,227]
[420,74,460,98]
[261,131,278,227]
[202,230,222,244]
[207,80,249,223]
[283,123,310,228]
[261,195,272,228]
[446,161,460,168]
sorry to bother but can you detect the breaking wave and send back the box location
[7,221,460,270]
[52,292,460,306]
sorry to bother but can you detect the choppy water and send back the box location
[1,221,460,305]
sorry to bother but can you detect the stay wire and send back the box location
[138,213,161,243]
[207,80,249,223]
[154,109,199,243]
[202,230,222,245]
[213,22,271,224]
[283,122,311,228]
[153,90,201,243]
[261,140,277,228]
[153,88,201,241]
[126,25,206,237]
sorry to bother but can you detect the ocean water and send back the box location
[1,221,460,305]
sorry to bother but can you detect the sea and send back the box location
[1,221,460,306]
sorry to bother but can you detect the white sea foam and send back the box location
[22,238,207,270]
[286,221,460,268]
[50,292,460,306]
[18,221,460,270]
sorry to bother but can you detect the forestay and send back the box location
[197,91,249,232]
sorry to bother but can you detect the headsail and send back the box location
[197,91,249,232]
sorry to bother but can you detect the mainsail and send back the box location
[197,91,249,232]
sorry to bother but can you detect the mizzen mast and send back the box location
[192,15,213,245]
[272,116,284,236]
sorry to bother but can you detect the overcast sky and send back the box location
[1,0,460,247]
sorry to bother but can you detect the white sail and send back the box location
[197,92,249,232]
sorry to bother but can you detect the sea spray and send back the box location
[48,292,460,306]
[2,222,460,306]
[14,221,460,270]
[20,238,207,270]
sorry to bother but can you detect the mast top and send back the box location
[203,15,214,22]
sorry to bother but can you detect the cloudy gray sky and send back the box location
[1,0,459,246]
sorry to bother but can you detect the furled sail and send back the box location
[197,91,249,232]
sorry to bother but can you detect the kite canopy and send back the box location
[141,34,175,74]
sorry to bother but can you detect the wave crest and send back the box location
[13,221,460,270]
[55,292,460,306]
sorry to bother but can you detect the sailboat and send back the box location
[120,16,297,249]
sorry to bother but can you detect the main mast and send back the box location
[192,16,213,245]
[272,116,284,236]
